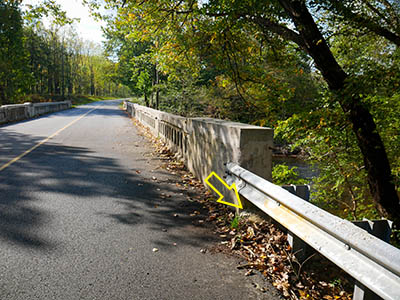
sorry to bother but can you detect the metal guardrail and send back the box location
[226,163,400,300]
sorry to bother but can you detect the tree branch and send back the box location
[361,0,392,27]
[330,0,400,46]
[243,16,306,49]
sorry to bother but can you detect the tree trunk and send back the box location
[29,31,35,94]
[61,39,65,98]
[279,0,400,226]
[53,36,59,96]
[48,65,53,94]
[155,65,159,110]
[0,85,5,106]
[68,54,73,95]
[90,65,95,96]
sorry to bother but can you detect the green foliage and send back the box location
[392,229,400,248]
[230,215,240,230]
[0,1,131,105]
[0,1,30,105]
[69,95,120,107]
[97,0,322,123]
[272,164,308,186]
[158,71,210,117]
[274,92,398,220]
[273,9,400,221]
[23,0,76,26]
[127,97,144,105]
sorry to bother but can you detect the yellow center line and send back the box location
[0,105,101,172]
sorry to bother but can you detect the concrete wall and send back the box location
[0,101,71,125]
[124,102,273,206]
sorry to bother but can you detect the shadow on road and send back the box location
[0,128,215,252]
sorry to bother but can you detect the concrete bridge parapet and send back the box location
[124,102,273,204]
[0,101,72,125]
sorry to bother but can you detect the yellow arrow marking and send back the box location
[205,171,243,209]
[0,105,101,172]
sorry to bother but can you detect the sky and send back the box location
[23,0,106,43]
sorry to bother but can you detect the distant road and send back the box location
[0,100,279,299]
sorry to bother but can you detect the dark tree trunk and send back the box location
[90,65,95,96]
[279,0,400,226]
[155,65,159,110]
[40,70,44,94]
[48,66,53,94]
[61,40,65,98]
[0,85,5,106]
[53,37,59,96]
[29,32,35,94]
[68,54,73,95]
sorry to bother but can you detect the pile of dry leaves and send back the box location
[132,118,354,300]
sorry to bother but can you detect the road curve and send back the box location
[0,100,280,300]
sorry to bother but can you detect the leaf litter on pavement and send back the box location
[131,118,354,300]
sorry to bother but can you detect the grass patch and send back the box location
[10,94,122,107]
[127,97,144,105]
[69,95,119,107]
[230,215,240,229]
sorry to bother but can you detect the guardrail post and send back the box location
[282,185,311,263]
[352,219,392,300]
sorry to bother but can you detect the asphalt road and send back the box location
[0,100,281,300]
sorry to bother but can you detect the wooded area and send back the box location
[84,0,400,237]
[0,0,131,106]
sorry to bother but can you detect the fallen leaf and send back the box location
[231,238,237,250]
[247,227,255,239]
